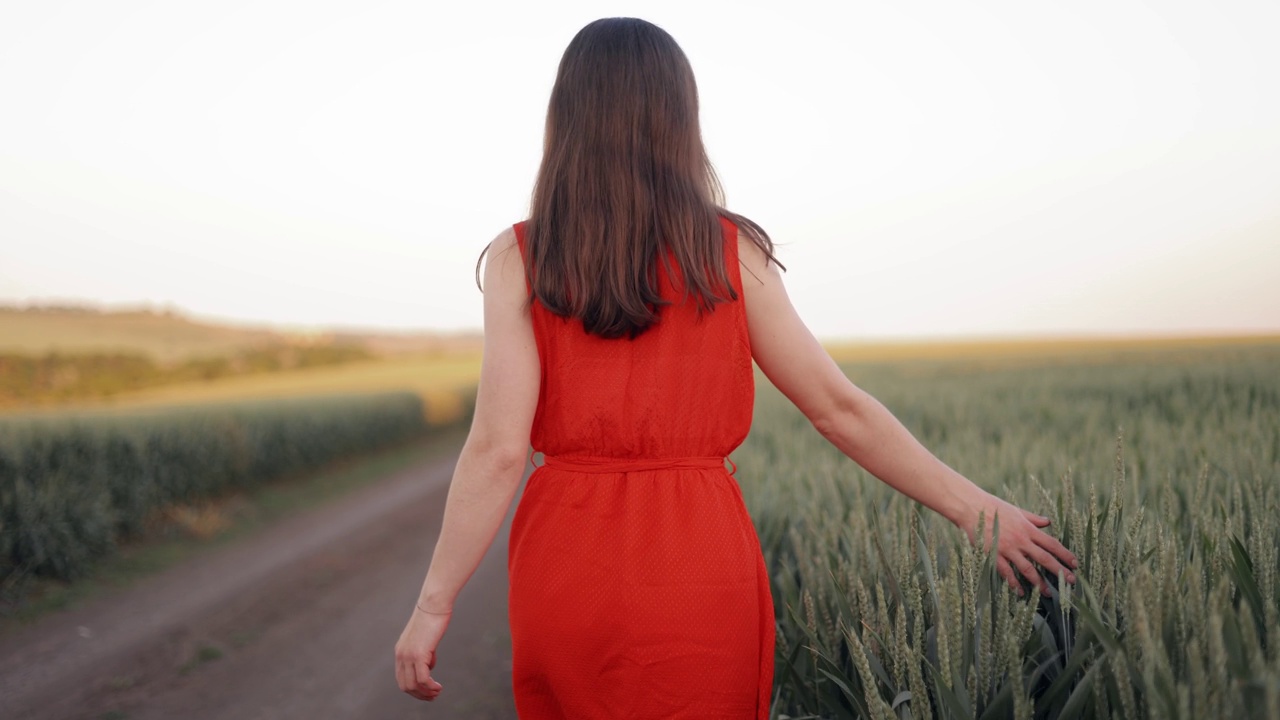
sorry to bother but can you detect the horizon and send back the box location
[4,299,1277,347]
[2,1,1278,339]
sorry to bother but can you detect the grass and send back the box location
[0,426,466,635]
[177,643,225,675]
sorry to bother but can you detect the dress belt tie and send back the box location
[538,454,737,476]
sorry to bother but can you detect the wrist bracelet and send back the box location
[416,602,453,615]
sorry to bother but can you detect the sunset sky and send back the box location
[1,0,1277,339]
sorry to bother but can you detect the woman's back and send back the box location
[517,214,754,463]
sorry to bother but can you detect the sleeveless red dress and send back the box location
[508,216,775,719]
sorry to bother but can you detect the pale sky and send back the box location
[1,0,1277,339]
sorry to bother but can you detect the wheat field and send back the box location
[734,340,1280,719]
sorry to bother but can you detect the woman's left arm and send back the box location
[737,236,1077,599]
[395,226,539,702]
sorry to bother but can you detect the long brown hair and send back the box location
[483,17,782,339]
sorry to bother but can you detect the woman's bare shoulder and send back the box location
[476,225,524,296]
[732,225,780,287]
[489,225,519,254]
[485,225,522,273]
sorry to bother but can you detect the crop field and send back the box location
[2,327,1275,717]
[735,340,1280,719]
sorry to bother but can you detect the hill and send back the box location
[0,304,482,362]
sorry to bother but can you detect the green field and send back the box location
[737,340,1280,719]
[0,392,457,591]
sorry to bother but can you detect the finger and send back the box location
[395,658,409,693]
[1025,544,1076,584]
[397,659,431,701]
[1010,551,1048,596]
[1021,509,1050,527]
[995,556,1025,596]
[415,658,443,696]
[1034,530,1079,570]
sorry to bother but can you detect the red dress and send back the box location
[508,217,775,719]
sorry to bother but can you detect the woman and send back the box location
[395,16,1078,718]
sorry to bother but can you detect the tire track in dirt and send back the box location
[0,446,520,720]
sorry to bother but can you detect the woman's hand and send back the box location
[956,491,1078,597]
[394,607,451,701]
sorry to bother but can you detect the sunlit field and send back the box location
[86,353,483,424]
[0,307,483,423]
[736,339,1280,719]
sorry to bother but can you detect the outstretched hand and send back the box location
[394,608,450,701]
[957,491,1078,597]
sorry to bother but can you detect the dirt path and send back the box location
[0,446,520,720]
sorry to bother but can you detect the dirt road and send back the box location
[0,446,519,720]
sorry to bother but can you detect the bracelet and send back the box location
[416,602,453,616]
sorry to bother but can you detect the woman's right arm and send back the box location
[394,226,538,701]
[737,236,1077,596]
